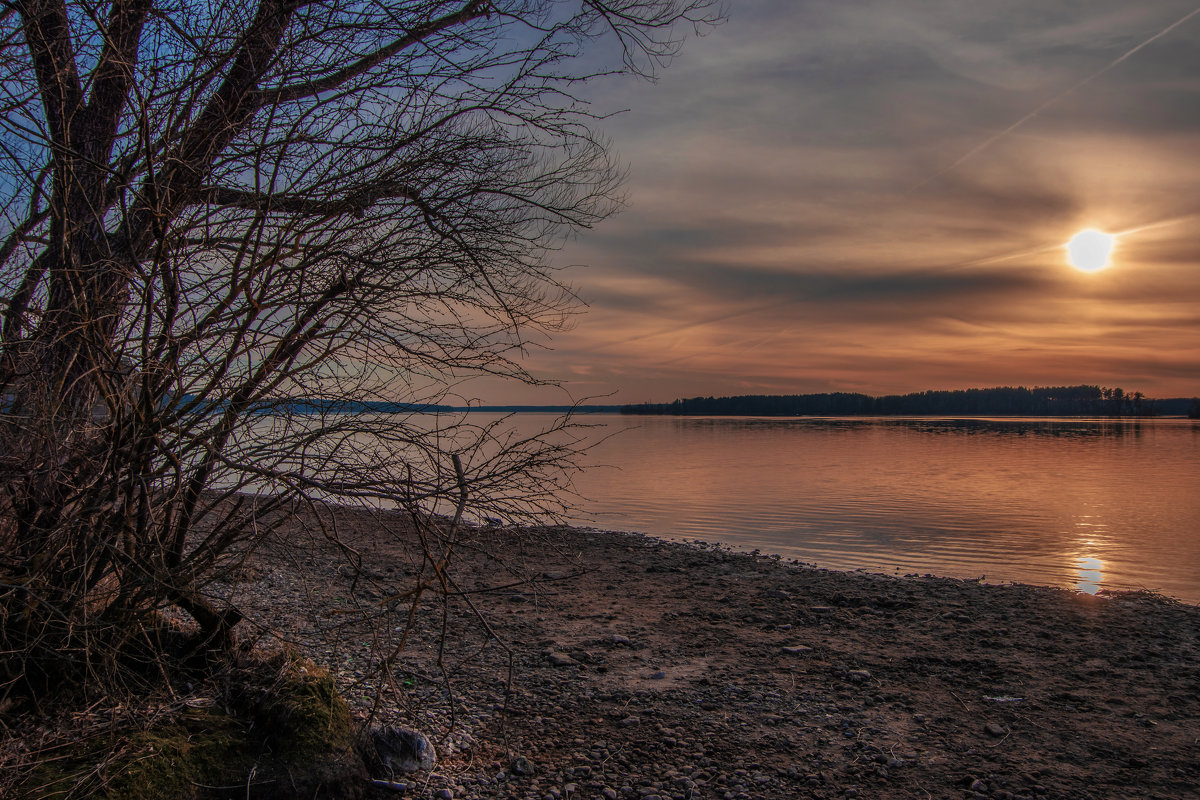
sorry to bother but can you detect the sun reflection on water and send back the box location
[1074,556,1105,594]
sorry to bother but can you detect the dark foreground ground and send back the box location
[230,506,1200,800]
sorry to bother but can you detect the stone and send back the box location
[366,726,436,775]
[650,670,667,680]
[512,755,535,775]
[434,789,454,800]
[602,788,618,800]
[984,723,1007,738]
[846,670,871,683]
[369,779,408,793]
[611,634,632,645]
[781,645,813,655]
[548,652,578,667]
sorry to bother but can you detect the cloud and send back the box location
[490,1,1200,403]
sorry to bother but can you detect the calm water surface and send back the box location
[542,414,1200,602]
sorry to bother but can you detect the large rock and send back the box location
[363,725,437,777]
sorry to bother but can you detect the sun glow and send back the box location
[1065,229,1116,272]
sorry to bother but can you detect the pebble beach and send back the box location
[222,502,1200,800]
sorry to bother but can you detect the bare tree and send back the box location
[0,0,720,694]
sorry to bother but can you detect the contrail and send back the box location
[602,300,793,348]
[912,5,1200,192]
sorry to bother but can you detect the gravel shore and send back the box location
[230,503,1199,800]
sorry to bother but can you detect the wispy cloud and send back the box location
[491,0,1200,403]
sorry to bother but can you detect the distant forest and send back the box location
[622,386,1200,418]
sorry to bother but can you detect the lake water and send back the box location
[534,414,1200,603]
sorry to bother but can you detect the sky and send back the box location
[482,0,1200,405]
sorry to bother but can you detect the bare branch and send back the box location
[195,181,422,218]
[1,249,47,344]
[77,0,154,169]
[15,0,82,147]
[251,0,496,105]
[0,0,721,704]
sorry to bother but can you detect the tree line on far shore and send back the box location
[622,385,1200,417]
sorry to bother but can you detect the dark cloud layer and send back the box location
[489,0,1200,403]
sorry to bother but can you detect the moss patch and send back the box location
[18,657,365,800]
[23,709,255,800]
[257,660,354,759]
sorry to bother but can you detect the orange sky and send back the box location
[472,1,1200,405]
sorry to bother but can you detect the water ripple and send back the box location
[556,415,1200,602]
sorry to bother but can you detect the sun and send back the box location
[1065,229,1116,272]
